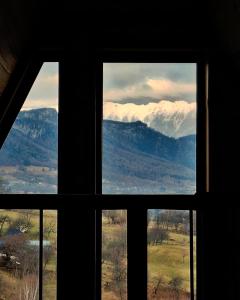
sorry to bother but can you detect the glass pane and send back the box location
[0,209,39,299]
[148,209,191,300]
[43,210,57,300]
[102,63,196,194]
[102,210,127,300]
[193,211,196,300]
[0,62,58,194]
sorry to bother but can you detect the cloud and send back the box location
[103,100,196,137]
[26,73,58,100]
[104,78,196,103]
[21,62,58,111]
[103,63,196,103]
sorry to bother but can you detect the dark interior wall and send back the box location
[1,0,240,191]
[1,1,240,300]
[0,0,35,94]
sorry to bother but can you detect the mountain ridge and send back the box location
[0,108,58,168]
[102,119,196,194]
[103,100,196,138]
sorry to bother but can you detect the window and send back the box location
[97,56,207,300]
[148,209,194,300]
[43,210,58,300]
[0,209,57,300]
[102,210,127,300]
[0,60,59,300]
[0,62,58,194]
[0,53,207,300]
[102,63,196,194]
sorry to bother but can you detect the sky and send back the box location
[21,62,58,111]
[103,63,196,104]
[20,62,195,111]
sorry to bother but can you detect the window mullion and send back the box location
[96,209,102,300]
[128,208,147,300]
[190,210,194,299]
[39,209,43,300]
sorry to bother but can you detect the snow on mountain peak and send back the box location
[103,100,196,138]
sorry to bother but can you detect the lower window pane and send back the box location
[193,211,196,300]
[43,210,57,300]
[148,209,191,300]
[0,209,39,299]
[102,210,127,300]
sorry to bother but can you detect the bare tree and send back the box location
[0,234,38,277]
[0,215,11,236]
[148,227,169,245]
[19,274,38,300]
[168,276,183,299]
[103,210,126,225]
[151,276,164,298]
[43,222,56,239]
[43,245,55,271]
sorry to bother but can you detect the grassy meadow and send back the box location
[148,210,196,300]
[102,210,196,300]
[102,210,127,300]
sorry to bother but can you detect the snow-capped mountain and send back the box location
[103,100,196,138]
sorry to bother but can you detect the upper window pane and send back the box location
[102,63,196,194]
[0,62,58,194]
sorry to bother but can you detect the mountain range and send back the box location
[0,108,57,168]
[103,100,196,138]
[0,108,195,194]
[102,120,196,194]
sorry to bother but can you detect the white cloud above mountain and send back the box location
[104,63,196,103]
[103,100,196,138]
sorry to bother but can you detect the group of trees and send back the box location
[0,210,56,300]
[103,210,127,225]
[148,226,169,245]
[148,210,190,234]
[148,210,189,246]
[102,210,127,300]
[0,210,34,237]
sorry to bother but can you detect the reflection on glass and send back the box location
[0,62,58,194]
[43,210,57,300]
[102,63,196,194]
[0,209,39,299]
[148,209,191,300]
[102,210,127,300]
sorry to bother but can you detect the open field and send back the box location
[148,231,191,292]
[148,210,196,300]
[102,211,127,300]
[102,210,196,300]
